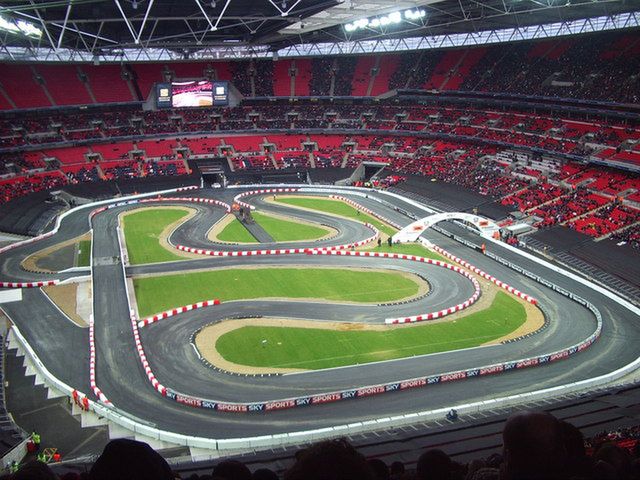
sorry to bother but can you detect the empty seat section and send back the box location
[182,137,221,155]
[226,136,263,152]
[91,142,133,160]
[273,60,291,96]
[0,64,51,109]
[42,147,89,164]
[352,56,375,96]
[137,139,177,158]
[82,65,133,103]
[293,59,311,96]
[370,55,400,96]
[267,135,305,150]
[211,62,233,81]
[36,65,92,106]
[131,64,164,100]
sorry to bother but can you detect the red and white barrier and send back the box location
[176,245,311,256]
[138,299,221,328]
[175,223,379,257]
[140,196,231,213]
[176,186,199,192]
[130,310,167,396]
[307,250,481,324]
[431,245,538,305]
[0,280,59,289]
[329,195,403,229]
[233,188,300,211]
[88,315,111,405]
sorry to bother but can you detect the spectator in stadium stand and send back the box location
[250,468,278,480]
[7,460,57,480]
[415,449,454,480]
[284,438,376,480]
[501,411,566,480]
[211,460,252,480]
[89,439,174,480]
[389,461,406,479]
[367,458,390,480]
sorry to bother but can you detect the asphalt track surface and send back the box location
[0,186,639,440]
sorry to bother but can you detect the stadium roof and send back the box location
[0,0,638,61]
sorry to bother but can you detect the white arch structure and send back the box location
[393,212,501,243]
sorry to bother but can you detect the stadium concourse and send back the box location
[0,1,639,477]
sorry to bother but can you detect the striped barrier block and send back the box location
[329,195,403,229]
[131,311,167,396]
[88,315,111,405]
[431,245,538,305]
[0,280,60,289]
[140,196,232,213]
[233,188,300,211]
[174,222,378,257]
[307,249,481,324]
[138,299,221,327]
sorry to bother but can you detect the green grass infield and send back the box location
[216,218,258,243]
[360,242,445,261]
[122,208,190,265]
[275,197,397,237]
[216,212,329,243]
[76,240,91,267]
[214,292,525,370]
[134,267,421,317]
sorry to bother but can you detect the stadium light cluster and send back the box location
[0,16,42,38]
[344,8,426,32]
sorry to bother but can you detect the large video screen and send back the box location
[171,80,213,107]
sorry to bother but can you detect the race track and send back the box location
[1,185,639,443]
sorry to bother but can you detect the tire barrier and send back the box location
[130,310,167,396]
[328,195,403,229]
[88,314,111,405]
[0,280,59,289]
[307,250,481,324]
[233,188,300,211]
[138,299,221,328]
[430,245,538,305]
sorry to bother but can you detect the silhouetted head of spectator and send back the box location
[467,468,499,480]
[389,461,405,477]
[594,443,632,480]
[60,473,81,480]
[211,460,251,480]
[12,461,57,480]
[559,420,591,476]
[502,411,566,480]
[416,449,451,480]
[284,438,375,480]
[252,468,278,480]
[90,439,173,480]
[367,458,390,480]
